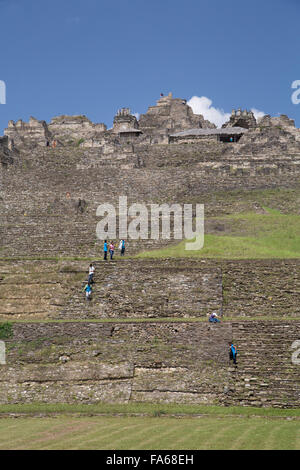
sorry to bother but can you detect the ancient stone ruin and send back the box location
[0,93,299,408]
[223,108,257,129]
[3,94,300,154]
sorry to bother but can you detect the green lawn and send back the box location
[0,403,300,418]
[0,404,299,450]
[0,415,299,450]
[137,209,300,259]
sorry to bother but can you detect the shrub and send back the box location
[0,322,13,339]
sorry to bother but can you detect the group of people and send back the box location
[83,238,126,300]
[103,239,125,260]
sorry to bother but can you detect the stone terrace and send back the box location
[0,259,299,321]
[0,321,298,407]
[1,99,300,408]
[1,139,300,258]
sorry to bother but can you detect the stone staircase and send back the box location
[2,142,300,258]
[1,259,299,321]
[224,322,300,408]
[0,320,299,406]
[58,258,222,320]
[2,108,300,408]
[0,258,299,407]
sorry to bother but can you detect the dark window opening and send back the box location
[219,134,242,143]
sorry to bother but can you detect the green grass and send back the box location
[0,414,298,450]
[0,322,13,339]
[2,206,300,261]
[196,187,300,216]
[137,209,300,259]
[0,402,299,418]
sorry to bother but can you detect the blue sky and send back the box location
[0,0,299,133]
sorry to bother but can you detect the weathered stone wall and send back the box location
[139,94,215,135]
[0,259,299,321]
[4,117,51,148]
[0,321,298,407]
[58,259,300,321]
[222,260,300,318]
[1,139,300,257]
[0,136,14,167]
[1,100,300,410]
[226,322,300,408]
[48,115,107,142]
[223,109,256,129]
[259,114,296,131]
[112,108,139,133]
[0,322,231,404]
[4,115,108,150]
[58,259,222,320]
[0,136,8,155]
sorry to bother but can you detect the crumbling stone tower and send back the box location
[223,109,257,129]
[5,117,52,148]
[112,108,139,133]
[138,92,216,139]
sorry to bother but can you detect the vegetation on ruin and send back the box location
[0,402,299,418]
[0,322,13,339]
[137,208,300,260]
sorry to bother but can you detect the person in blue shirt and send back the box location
[229,342,237,365]
[209,312,220,323]
[103,240,108,260]
[84,282,92,301]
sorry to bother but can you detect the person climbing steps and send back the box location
[88,263,95,284]
[119,239,126,256]
[229,342,238,365]
[103,240,108,260]
[84,282,92,301]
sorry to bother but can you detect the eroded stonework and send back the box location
[0,322,298,407]
[1,95,300,409]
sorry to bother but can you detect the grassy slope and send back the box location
[1,188,300,261]
[137,209,300,259]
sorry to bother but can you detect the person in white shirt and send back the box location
[88,263,95,284]
[119,239,125,256]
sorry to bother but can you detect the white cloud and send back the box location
[133,112,140,120]
[187,96,230,128]
[251,108,265,122]
[187,96,266,128]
